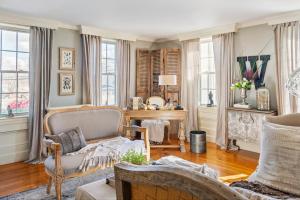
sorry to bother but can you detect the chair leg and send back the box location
[166,124,171,143]
[46,176,52,194]
[55,177,62,200]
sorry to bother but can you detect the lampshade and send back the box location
[286,68,300,97]
[158,75,177,86]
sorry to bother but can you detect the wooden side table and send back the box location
[124,109,188,152]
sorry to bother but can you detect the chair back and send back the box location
[146,96,165,107]
[114,163,247,200]
[265,113,300,127]
[44,106,123,141]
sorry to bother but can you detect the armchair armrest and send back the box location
[43,135,63,177]
[123,126,150,162]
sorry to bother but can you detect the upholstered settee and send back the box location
[43,106,150,200]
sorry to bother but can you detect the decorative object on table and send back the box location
[7,105,14,117]
[175,104,184,110]
[190,131,206,154]
[59,72,75,96]
[127,97,144,110]
[59,48,75,70]
[286,67,300,97]
[207,91,214,107]
[256,84,270,111]
[231,78,253,109]
[159,74,177,106]
[237,55,270,89]
[121,150,148,165]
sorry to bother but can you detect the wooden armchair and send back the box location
[43,106,150,200]
[114,163,247,200]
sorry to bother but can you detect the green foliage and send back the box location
[231,78,253,90]
[121,150,147,165]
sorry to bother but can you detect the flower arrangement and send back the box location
[121,150,148,165]
[230,78,253,90]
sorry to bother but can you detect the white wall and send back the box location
[234,24,277,110]
[49,28,83,107]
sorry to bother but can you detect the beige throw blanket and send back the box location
[67,137,146,172]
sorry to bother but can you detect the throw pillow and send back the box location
[248,121,300,196]
[47,127,87,155]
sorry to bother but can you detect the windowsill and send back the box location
[198,106,218,113]
[0,115,28,121]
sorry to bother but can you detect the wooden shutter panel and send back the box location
[150,49,164,97]
[136,49,151,102]
[163,48,181,103]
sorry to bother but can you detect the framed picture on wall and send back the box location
[59,72,75,96]
[59,47,75,70]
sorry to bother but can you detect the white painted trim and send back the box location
[266,10,300,25]
[178,24,237,41]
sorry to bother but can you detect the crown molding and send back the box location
[178,23,237,41]
[266,10,300,25]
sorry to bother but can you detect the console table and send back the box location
[226,107,277,151]
[124,109,188,152]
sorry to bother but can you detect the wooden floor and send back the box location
[0,142,259,197]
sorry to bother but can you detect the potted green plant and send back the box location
[121,150,148,165]
[231,78,253,106]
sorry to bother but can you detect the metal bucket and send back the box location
[190,131,206,153]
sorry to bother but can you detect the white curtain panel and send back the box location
[213,33,235,149]
[117,40,131,108]
[28,27,53,161]
[81,34,102,105]
[274,21,300,114]
[181,39,200,139]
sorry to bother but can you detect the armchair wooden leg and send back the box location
[46,176,52,194]
[166,124,171,143]
[55,177,63,200]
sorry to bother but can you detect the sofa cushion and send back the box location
[249,121,300,196]
[47,108,122,140]
[44,153,86,175]
[47,127,86,155]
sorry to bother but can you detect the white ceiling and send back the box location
[1,0,300,40]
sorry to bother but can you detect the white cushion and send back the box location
[249,121,300,196]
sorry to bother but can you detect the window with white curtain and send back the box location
[101,40,116,105]
[199,38,216,105]
[0,28,30,115]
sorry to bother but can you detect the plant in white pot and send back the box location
[231,78,253,108]
[121,150,149,165]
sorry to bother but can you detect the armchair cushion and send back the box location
[47,127,87,155]
[45,153,86,175]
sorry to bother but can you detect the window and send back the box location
[0,28,29,115]
[199,38,216,105]
[101,40,116,105]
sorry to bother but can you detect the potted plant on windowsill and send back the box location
[231,78,253,109]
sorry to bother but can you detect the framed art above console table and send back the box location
[226,107,277,152]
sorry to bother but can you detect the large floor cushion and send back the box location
[44,153,86,175]
[75,179,116,200]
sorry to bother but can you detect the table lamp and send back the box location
[159,75,177,106]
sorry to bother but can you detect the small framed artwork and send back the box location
[59,72,75,96]
[59,48,75,70]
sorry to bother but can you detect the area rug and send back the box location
[1,168,113,200]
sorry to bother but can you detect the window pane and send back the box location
[209,74,216,89]
[1,93,17,114]
[107,75,115,105]
[107,59,115,73]
[200,74,208,89]
[18,32,29,52]
[208,42,214,57]
[102,59,107,73]
[2,51,16,70]
[201,90,208,105]
[17,93,29,113]
[18,52,29,71]
[101,75,108,105]
[200,42,208,58]
[107,44,115,59]
[208,58,215,72]
[18,73,29,92]
[2,30,16,51]
[2,73,17,93]
[200,58,209,72]
[102,43,106,58]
